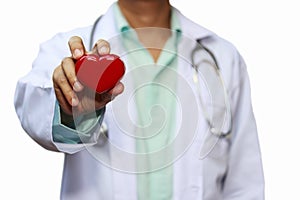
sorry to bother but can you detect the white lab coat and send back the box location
[14,4,264,200]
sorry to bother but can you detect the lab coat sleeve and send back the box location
[222,55,265,199]
[52,101,105,144]
[14,29,105,154]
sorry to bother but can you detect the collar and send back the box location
[172,7,215,41]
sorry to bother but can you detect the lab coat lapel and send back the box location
[172,9,218,199]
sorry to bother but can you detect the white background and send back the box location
[1,0,299,199]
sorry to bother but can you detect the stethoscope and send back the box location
[191,39,232,137]
[89,15,232,158]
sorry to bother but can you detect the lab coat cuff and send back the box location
[52,101,105,144]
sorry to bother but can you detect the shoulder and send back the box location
[176,10,247,89]
[174,6,241,58]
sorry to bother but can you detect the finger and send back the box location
[95,82,124,105]
[53,65,79,107]
[53,86,72,115]
[61,57,84,92]
[108,82,124,97]
[68,36,86,59]
[53,66,73,115]
[92,39,111,56]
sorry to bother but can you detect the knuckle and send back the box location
[66,89,75,98]
[52,66,62,82]
[61,57,72,66]
[58,76,68,85]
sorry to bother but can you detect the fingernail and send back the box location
[72,97,79,106]
[99,45,108,55]
[73,81,83,92]
[73,49,83,59]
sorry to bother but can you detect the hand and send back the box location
[52,36,124,117]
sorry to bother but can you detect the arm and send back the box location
[14,32,123,154]
[14,32,70,152]
[222,55,265,199]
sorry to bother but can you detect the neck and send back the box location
[118,0,171,29]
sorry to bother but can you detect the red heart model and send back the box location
[75,54,125,94]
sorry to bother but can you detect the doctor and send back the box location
[14,0,264,199]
